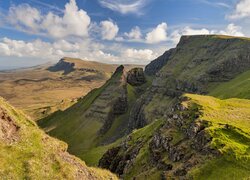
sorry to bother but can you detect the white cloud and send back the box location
[228,0,250,19]
[100,20,119,40]
[7,0,91,38]
[219,23,244,37]
[123,48,157,62]
[98,0,149,15]
[8,4,42,33]
[124,26,142,41]
[146,23,168,44]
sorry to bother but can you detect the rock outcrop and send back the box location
[0,107,20,144]
[47,58,75,75]
[127,68,146,86]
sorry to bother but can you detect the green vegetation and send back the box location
[123,119,164,180]
[38,72,118,155]
[209,70,250,99]
[183,94,250,179]
[0,97,117,179]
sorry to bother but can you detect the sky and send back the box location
[0,0,250,69]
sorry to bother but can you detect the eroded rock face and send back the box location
[99,137,143,176]
[127,68,146,86]
[47,59,75,75]
[0,107,20,144]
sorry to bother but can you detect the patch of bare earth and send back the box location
[0,107,20,144]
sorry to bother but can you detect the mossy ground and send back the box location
[183,94,250,179]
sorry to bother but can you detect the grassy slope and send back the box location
[183,94,250,179]
[209,70,250,99]
[38,76,113,153]
[39,71,152,166]
[0,97,117,179]
[38,71,126,160]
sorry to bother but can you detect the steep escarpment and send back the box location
[0,97,117,179]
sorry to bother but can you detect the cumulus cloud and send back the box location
[146,23,168,44]
[124,26,142,41]
[100,20,119,40]
[219,24,244,36]
[228,0,250,19]
[98,0,149,15]
[7,0,91,38]
[123,48,156,61]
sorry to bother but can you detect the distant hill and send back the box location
[0,57,143,120]
[0,96,117,179]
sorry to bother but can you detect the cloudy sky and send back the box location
[0,0,250,69]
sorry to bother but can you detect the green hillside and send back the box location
[184,94,250,179]
[0,97,117,179]
[39,67,123,154]
[209,70,250,99]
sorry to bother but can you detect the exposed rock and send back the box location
[127,68,146,86]
[0,107,20,144]
[113,94,128,115]
[99,140,142,176]
[47,58,75,75]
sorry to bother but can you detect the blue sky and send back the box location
[0,0,250,69]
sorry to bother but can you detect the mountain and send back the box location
[0,57,142,120]
[38,35,250,179]
[0,96,117,179]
